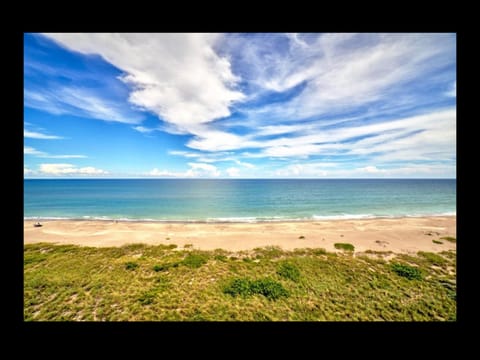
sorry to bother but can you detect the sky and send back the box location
[24,33,456,178]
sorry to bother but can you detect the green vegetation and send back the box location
[24,243,456,321]
[223,277,289,300]
[441,236,456,243]
[391,263,422,280]
[334,243,355,252]
[124,262,139,270]
[432,240,443,244]
[182,253,208,268]
[417,251,447,266]
[277,262,301,282]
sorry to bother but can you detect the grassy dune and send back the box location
[24,242,456,321]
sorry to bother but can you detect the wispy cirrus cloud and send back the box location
[24,87,141,124]
[38,163,108,175]
[24,129,63,140]
[24,146,86,159]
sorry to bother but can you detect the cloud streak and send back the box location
[24,146,86,159]
[38,163,108,175]
[24,130,63,140]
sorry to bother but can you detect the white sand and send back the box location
[24,216,456,254]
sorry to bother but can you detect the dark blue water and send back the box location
[24,179,456,222]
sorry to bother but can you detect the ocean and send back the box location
[24,179,456,222]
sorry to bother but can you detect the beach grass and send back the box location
[334,243,355,251]
[24,243,456,321]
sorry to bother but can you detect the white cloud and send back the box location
[226,167,240,177]
[132,126,156,133]
[147,168,189,177]
[24,130,63,140]
[187,162,221,177]
[274,162,454,178]
[358,166,386,174]
[239,33,455,120]
[44,33,245,131]
[39,163,108,175]
[24,146,86,159]
[146,162,220,178]
[234,160,255,169]
[188,108,456,165]
[24,167,34,175]
[25,87,141,124]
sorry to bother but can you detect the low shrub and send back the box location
[334,243,355,251]
[223,277,289,300]
[391,263,422,280]
[125,262,139,270]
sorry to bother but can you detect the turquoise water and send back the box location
[24,179,456,222]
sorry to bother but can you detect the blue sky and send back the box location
[24,33,456,178]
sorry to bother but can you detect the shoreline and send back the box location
[24,216,456,254]
[24,213,456,224]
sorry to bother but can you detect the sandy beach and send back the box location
[24,216,456,254]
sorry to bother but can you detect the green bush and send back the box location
[391,263,422,280]
[223,277,289,301]
[223,278,253,297]
[182,253,208,268]
[153,262,179,272]
[334,243,355,251]
[251,278,289,300]
[125,262,139,270]
[277,262,301,282]
[441,236,456,243]
[432,240,443,244]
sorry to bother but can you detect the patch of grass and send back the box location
[334,243,355,252]
[124,262,139,270]
[242,257,253,263]
[24,253,48,265]
[432,240,443,244]
[418,252,447,266]
[182,253,208,268]
[312,248,327,256]
[223,277,289,301]
[138,289,157,305]
[277,262,301,282]
[214,255,228,262]
[391,263,422,280]
[153,262,180,272]
[184,244,193,249]
[253,246,284,259]
[441,236,456,243]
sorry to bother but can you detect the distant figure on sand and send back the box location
[34,222,42,227]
